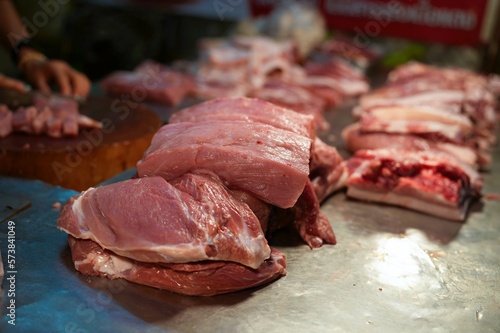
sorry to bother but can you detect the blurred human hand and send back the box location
[0,73,27,93]
[21,59,91,98]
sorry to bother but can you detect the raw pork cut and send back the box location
[57,174,270,269]
[302,59,370,98]
[68,237,286,296]
[169,97,341,247]
[292,179,337,248]
[59,96,341,296]
[169,97,315,138]
[342,123,478,167]
[1,94,101,138]
[313,36,380,69]
[345,149,482,221]
[100,60,194,106]
[248,81,328,131]
[137,120,312,208]
[310,137,348,202]
[194,36,294,99]
[347,62,498,168]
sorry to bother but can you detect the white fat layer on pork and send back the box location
[360,119,466,141]
[346,186,470,221]
[360,90,465,108]
[434,143,478,170]
[300,76,369,95]
[367,105,472,131]
[67,188,94,239]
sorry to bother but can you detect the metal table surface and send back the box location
[0,101,499,333]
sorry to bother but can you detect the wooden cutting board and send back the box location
[0,91,162,191]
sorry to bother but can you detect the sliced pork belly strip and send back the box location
[342,123,478,167]
[303,59,370,97]
[137,121,312,208]
[69,237,286,297]
[169,97,315,138]
[358,89,465,110]
[359,117,470,144]
[345,149,482,221]
[57,175,270,269]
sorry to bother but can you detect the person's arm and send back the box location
[0,0,28,48]
[0,0,91,97]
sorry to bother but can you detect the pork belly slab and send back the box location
[345,149,482,221]
[57,175,270,269]
[68,237,286,297]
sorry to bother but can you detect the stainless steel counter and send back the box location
[0,101,499,333]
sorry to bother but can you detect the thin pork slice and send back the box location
[68,237,286,296]
[345,149,482,221]
[57,175,270,269]
[137,120,312,208]
[169,97,316,138]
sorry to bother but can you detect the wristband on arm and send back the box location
[11,38,48,71]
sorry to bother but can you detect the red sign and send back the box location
[249,0,496,46]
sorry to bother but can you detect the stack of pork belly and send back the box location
[99,36,370,129]
[57,97,345,296]
[0,94,101,138]
[196,36,369,124]
[342,62,499,221]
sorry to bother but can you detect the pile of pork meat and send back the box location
[342,62,499,221]
[100,35,370,129]
[0,94,101,138]
[57,97,346,296]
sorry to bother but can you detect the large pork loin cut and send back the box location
[137,120,312,209]
[57,174,270,269]
[345,149,482,221]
